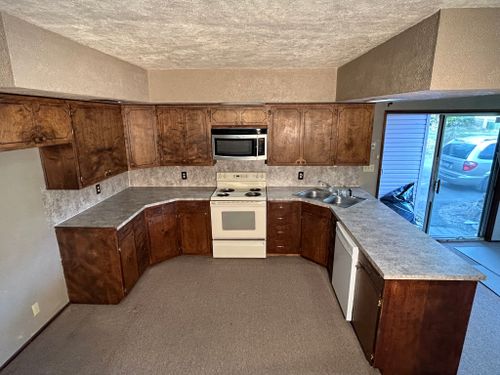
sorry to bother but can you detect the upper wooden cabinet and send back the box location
[0,96,72,151]
[71,102,128,186]
[268,105,336,165]
[122,105,159,169]
[336,104,374,165]
[157,106,212,166]
[209,106,269,127]
[39,101,128,189]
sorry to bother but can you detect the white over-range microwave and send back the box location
[211,128,267,160]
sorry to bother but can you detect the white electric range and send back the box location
[210,172,267,258]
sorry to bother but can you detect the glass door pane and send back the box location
[427,115,500,238]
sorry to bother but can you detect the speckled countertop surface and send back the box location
[268,187,485,281]
[56,187,215,230]
[57,186,484,281]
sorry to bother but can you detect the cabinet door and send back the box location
[267,201,301,254]
[132,213,150,276]
[0,97,35,150]
[302,106,336,165]
[336,104,374,165]
[33,100,72,145]
[118,227,140,294]
[145,204,179,264]
[71,103,127,186]
[241,107,268,126]
[184,108,211,165]
[177,201,212,255]
[351,251,384,363]
[123,105,158,168]
[268,107,302,165]
[300,203,331,266]
[210,107,240,126]
[157,107,184,164]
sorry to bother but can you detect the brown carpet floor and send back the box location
[2,256,379,375]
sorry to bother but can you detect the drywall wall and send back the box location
[360,94,500,196]
[0,14,13,87]
[0,13,149,101]
[148,68,337,103]
[336,13,439,101]
[0,148,68,366]
[431,8,500,91]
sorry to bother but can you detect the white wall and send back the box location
[0,148,68,366]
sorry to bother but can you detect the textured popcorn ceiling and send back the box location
[0,0,499,69]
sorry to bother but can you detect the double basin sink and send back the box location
[294,188,365,208]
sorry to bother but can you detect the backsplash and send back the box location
[42,162,361,225]
[129,161,361,187]
[42,172,129,225]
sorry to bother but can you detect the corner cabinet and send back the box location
[157,106,212,166]
[39,102,128,189]
[300,203,333,266]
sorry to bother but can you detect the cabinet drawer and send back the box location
[176,200,209,213]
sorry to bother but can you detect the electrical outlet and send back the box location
[95,184,101,194]
[298,171,304,180]
[181,171,188,180]
[31,302,40,317]
[363,165,375,173]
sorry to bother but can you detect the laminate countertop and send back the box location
[56,187,215,229]
[268,187,485,281]
[56,186,484,281]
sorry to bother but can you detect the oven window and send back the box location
[215,139,256,157]
[221,211,256,230]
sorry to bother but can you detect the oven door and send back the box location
[210,200,266,239]
[212,135,266,160]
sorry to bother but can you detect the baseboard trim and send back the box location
[0,302,70,371]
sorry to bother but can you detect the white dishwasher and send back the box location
[331,222,359,321]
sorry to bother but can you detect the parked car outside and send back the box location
[439,136,497,191]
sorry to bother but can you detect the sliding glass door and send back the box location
[426,115,500,238]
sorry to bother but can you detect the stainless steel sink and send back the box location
[294,188,366,208]
[294,188,331,200]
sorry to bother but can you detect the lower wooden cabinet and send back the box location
[300,203,333,266]
[145,203,179,264]
[55,212,149,305]
[351,250,477,375]
[267,201,301,254]
[177,201,212,255]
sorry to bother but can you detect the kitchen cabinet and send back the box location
[177,201,212,255]
[117,222,140,294]
[145,203,179,264]
[268,105,336,165]
[351,250,477,374]
[210,106,269,127]
[122,105,158,168]
[39,102,128,189]
[0,95,72,151]
[157,106,212,165]
[71,102,128,186]
[300,202,332,266]
[351,250,384,364]
[267,201,301,254]
[132,212,150,276]
[336,104,373,165]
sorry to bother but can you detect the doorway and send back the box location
[379,113,500,240]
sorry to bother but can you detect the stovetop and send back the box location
[211,172,267,201]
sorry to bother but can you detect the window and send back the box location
[478,144,496,160]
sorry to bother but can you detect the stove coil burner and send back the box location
[219,188,235,193]
[245,191,262,197]
[249,188,262,192]
[216,192,230,197]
